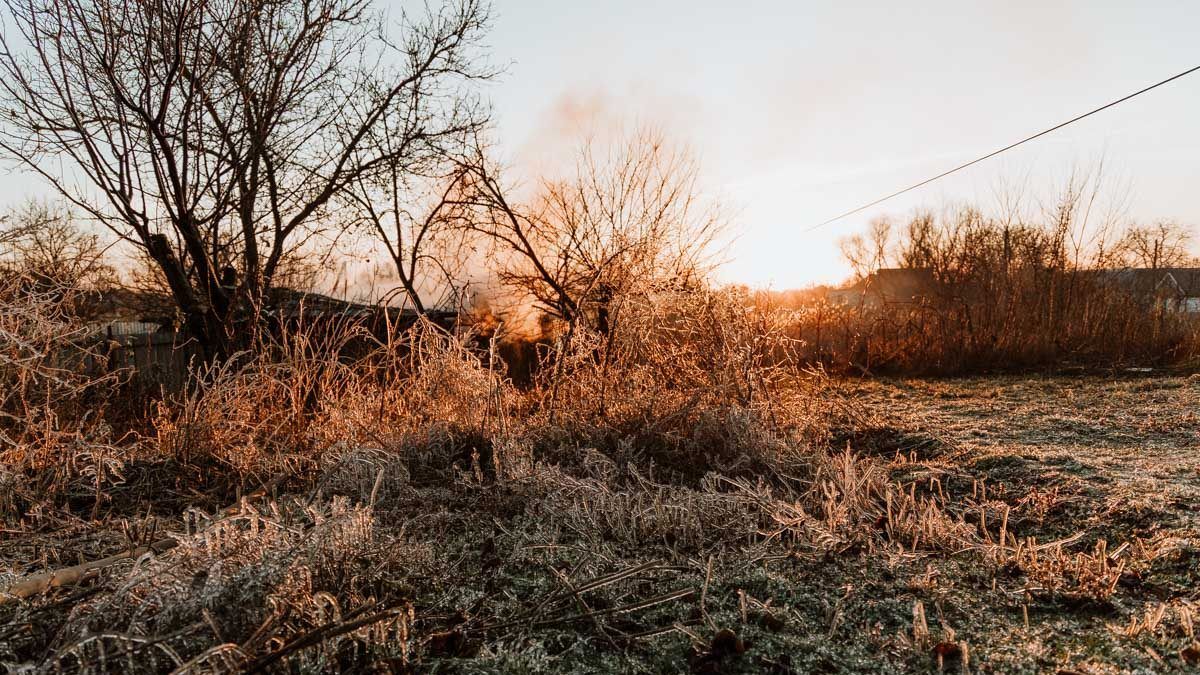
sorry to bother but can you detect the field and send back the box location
[3,0,1199,671]
[3,371,1198,673]
[837,375,1200,673]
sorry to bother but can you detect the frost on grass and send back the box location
[3,289,1199,673]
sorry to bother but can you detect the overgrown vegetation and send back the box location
[785,182,1200,374]
[3,275,1199,673]
[1,0,1198,671]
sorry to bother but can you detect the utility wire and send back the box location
[805,63,1200,233]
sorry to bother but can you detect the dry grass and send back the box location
[785,206,1200,375]
[2,282,1199,672]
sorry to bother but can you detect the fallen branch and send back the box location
[0,475,287,606]
[1,538,178,606]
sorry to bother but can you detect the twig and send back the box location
[549,565,622,649]
[246,603,405,673]
[524,560,666,621]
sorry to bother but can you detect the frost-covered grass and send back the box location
[2,282,1198,672]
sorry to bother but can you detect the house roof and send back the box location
[265,288,457,325]
[870,268,935,299]
[1094,268,1200,297]
[827,268,935,305]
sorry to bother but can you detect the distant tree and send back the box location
[0,199,115,292]
[896,212,938,272]
[1116,221,1195,269]
[0,0,492,353]
[347,132,479,315]
[459,128,723,337]
[840,216,893,280]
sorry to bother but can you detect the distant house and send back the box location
[827,268,937,308]
[264,288,457,333]
[85,289,457,387]
[1096,268,1200,314]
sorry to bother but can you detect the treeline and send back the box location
[780,192,1200,374]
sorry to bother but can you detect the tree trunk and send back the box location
[146,234,232,359]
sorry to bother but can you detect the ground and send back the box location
[828,375,1200,673]
[3,375,1199,673]
[458,375,1200,674]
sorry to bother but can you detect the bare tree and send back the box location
[459,128,723,337]
[351,171,475,314]
[0,0,492,353]
[0,199,116,294]
[347,112,479,314]
[1116,220,1195,269]
[840,216,893,280]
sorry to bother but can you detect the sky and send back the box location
[2,1,1197,289]
[474,0,1200,287]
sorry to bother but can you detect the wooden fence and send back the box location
[87,330,203,391]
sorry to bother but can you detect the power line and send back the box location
[805,63,1200,233]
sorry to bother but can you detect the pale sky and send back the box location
[478,0,1200,287]
[3,1,1198,289]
